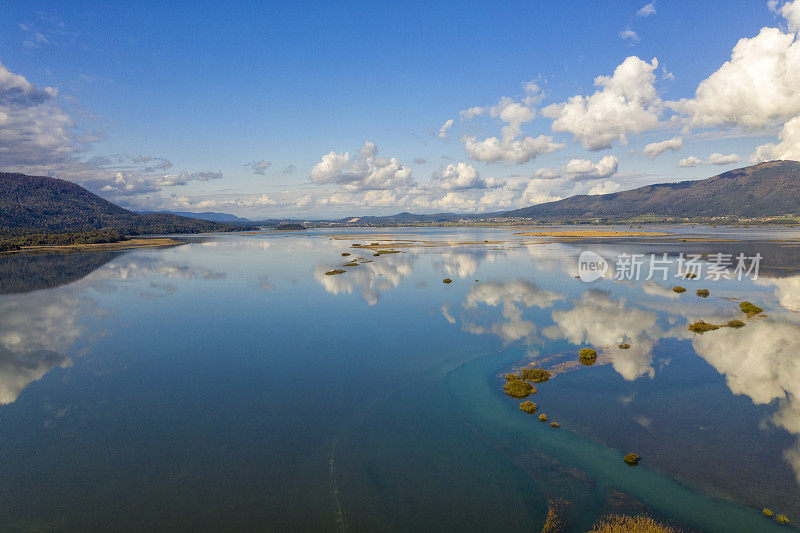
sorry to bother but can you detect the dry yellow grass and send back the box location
[589,515,676,533]
[513,230,674,238]
[19,237,185,252]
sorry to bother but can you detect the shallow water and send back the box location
[0,226,799,531]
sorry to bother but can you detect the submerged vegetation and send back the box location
[578,348,598,366]
[541,499,570,533]
[503,379,534,399]
[519,400,537,414]
[520,367,550,383]
[624,453,640,466]
[740,301,764,315]
[672,286,686,294]
[696,288,710,298]
[589,514,675,533]
[688,321,720,333]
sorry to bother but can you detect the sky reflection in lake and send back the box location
[0,227,799,530]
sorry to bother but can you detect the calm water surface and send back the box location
[1,226,799,531]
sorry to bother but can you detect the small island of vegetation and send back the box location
[519,367,550,383]
[503,379,534,399]
[624,453,640,466]
[519,400,537,414]
[740,301,764,315]
[578,348,598,366]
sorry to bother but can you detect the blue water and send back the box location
[0,227,798,531]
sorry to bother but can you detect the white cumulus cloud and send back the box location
[542,56,662,151]
[643,136,682,158]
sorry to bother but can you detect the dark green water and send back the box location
[0,227,798,531]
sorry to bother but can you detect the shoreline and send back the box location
[3,237,186,254]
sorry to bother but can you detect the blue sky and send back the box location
[1,1,800,218]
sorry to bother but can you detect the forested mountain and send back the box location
[501,160,800,221]
[0,173,255,235]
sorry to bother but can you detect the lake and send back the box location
[1,226,799,531]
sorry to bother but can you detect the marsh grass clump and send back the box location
[763,509,774,517]
[550,421,560,428]
[341,252,351,256]
[685,272,698,279]
[325,269,346,276]
[503,379,534,399]
[504,373,519,381]
[578,348,598,366]
[777,514,790,524]
[672,286,687,294]
[443,278,452,284]
[696,288,710,298]
[689,321,720,333]
[618,343,631,350]
[351,243,362,247]
[590,515,675,533]
[519,367,550,383]
[538,413,548,422]
[541,499,570,533]
[342,262,358,267]
[624,453,640,466]
[727,319,745,328]
[740,301,764,315]
[519,400,537,414]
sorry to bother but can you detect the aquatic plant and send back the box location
[370,242,379,246]
[550,422,560,428]
[341,252,351,256]
[672,286,686,293]
[541,499,569,533]
[777,514,790,524]
[696,288,710,298]
[685,272,698,279]
[519,400,537,414]
[504,373,519,381]
[519,367,550,383]
[618,343,631,350]
[727,319,745,328]
[325,269,346,276]
[589,514,675,533]
[578,348,598,366]
[343,262,358,267]
[443,278,452,284]
[740,301,764,315]
[503,379,534,399]
[351,243,361,247]
[688,321,720,333]
[538,413,548,422]
[763,509,774,517]
[624,453,640,466]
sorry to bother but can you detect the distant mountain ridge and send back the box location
[139,210,252,222]
[0,173,255,235]
[501,160,800,221]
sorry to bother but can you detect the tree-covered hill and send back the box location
[0,172,256,236]
[501,160,800,221]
